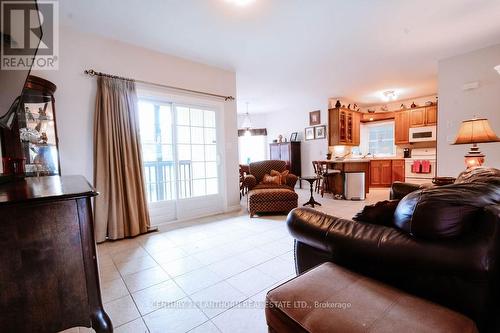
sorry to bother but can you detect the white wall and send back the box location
[264,108,329,177]
[33,26,240,209]
[438,44,500,176]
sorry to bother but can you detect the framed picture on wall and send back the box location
[305,127,314,140]
[309,110,321,125]
[314,125,326,139]
[290,132,298,142]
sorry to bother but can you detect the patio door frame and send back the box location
[137,85,227,226]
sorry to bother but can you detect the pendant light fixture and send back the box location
[241,102,252,136]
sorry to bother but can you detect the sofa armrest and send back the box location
[243,174,257,190]
[285,174,298,189]
[390,181,423,200]
[286,207,495,275]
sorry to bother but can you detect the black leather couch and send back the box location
[286,167,500,332]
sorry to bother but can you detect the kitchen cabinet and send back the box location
[360,112,395,123]
[409,108,426,127]
[409,106,437,127]
[394,110,410,144]
[370,160,392,187]
[425,106,437,125]
[320,161,370,196]
[391,159,405,183]
[328,108,361,146]
[269,142,301,181]
[370,159,405,187]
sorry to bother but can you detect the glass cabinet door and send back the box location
[18,76,60,176]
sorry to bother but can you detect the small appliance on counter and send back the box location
[403,148,411,158]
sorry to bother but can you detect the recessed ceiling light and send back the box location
[225,0,256,6]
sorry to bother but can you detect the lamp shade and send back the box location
[452,118,500,145]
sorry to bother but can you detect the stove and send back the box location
[404,148,436,185]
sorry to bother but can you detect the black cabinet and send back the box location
[270,142,301,186]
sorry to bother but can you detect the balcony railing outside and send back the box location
[143,160,192,202]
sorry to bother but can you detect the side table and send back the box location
[300,176,321,208]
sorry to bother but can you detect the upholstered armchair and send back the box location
[243,160,298,191]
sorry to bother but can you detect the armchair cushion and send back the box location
[262,174,281,185]
[353,200,399,227]
[394,181,500,240]
[270,169,289,184]
[249,160,287,183]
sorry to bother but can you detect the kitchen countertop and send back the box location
[319,157,405,163]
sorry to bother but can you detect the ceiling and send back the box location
[59,0,500,113]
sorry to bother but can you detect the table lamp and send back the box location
[452,117,499,168]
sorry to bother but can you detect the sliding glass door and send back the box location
[138,99,221,224]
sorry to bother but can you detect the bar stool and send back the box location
[319,162,341,198]
[312,161,322,193]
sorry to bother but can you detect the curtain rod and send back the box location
[83,69,235,101]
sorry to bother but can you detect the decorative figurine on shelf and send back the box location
[347,104,351,109]
[278,134,283,143]
[34,121,42,133]
[367,108,375,113]
[26,106,35,121]
[335,100,341,108]
[342,105,346,108]
[38,107,48,120]
[400,103,407,110]
[19,128,40,143]
[39,132,48,144]
[411,102,417,108]
[326,153,332,160]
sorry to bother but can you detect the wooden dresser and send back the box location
[0,176,112,333]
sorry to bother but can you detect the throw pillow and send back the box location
[271,169,289,185]
[262,174,281,185]
[353,200,399,227]
[394,181,500,240]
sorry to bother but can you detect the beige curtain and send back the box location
[93,76,150,242]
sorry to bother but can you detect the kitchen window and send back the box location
[357,121,396,156]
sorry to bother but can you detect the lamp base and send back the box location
[464,144,485,168]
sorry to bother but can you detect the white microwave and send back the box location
[409,126,436,142]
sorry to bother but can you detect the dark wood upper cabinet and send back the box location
[269,142,301,179]
[328,108,360,146]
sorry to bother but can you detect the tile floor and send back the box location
[62,187,389,333]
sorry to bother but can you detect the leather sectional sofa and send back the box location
[269,167,500,332]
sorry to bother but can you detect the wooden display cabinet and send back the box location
[328,108,361,146]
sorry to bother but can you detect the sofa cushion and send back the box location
[353,200,399,227]
[249,188,298,203]
[394,181,500,240]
